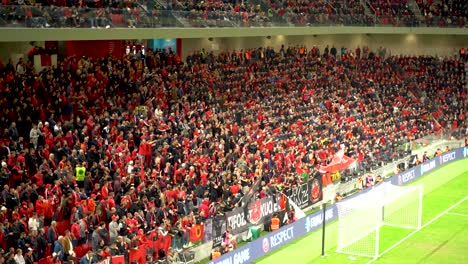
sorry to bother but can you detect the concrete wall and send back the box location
[1,26,467,42]
[0,41,44,65]
[181,34,468,58]
[1,34,466,64]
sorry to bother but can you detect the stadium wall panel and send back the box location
[181,34,468,57]
[0,26,467,42]
[1,33,466,64]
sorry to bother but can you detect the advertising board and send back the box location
[209,204,338,264]
[210,147,467,264]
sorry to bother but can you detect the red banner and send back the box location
[40,55,52,66]
[111,256,124,264]
[56,220,71,236]
[129,249,145,264]
[65,40,123,59]
[97,258,110,264]
[190,224,205,242]
[128,231,172,264]
[319,149,355,173]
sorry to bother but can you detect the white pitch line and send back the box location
[446,212,468,217]
[367,196,468,264]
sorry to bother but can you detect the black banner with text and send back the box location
[286,176,323,210]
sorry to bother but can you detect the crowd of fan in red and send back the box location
[0,44,466,264]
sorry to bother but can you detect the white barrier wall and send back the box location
[182,34,468,58]
[33,54,58,72]
[1,34,466,66]
[0,41,45,65]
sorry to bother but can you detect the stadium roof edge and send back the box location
[0,26,467,42]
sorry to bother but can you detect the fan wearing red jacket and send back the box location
[126,213,139,234]
[35,196,45,217]
[101,181,110,200]
[198,199,210,220]
[138,138,155,168]
[70,219,81,246]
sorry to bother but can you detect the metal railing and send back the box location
[0,4,466,28]
[327,128,465,201]
[341,127,465,183]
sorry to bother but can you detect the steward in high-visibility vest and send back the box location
[75,163,86,186]
[211,248,221,260]
[270,214,280,231]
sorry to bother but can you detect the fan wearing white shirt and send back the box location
[127,160,134,174]
[29,124,42,149]
[28,212,40,232]
[14,249,25,264]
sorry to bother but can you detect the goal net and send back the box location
[336,182,423,258]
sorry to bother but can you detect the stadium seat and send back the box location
[111,14,125,26]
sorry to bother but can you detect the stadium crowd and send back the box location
[0,44,466,263]
[0,0,466,27]
[416,0,467,27]
[171,0,272,27]
[267,0,374,26]
[365,0,419,26]
[0,0,170,28]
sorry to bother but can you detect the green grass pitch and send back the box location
[255,159,468,264]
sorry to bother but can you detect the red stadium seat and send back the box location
[56,220,71,235]
[74,243,91,258]
[37,258,48,264]
[111,14,125,26]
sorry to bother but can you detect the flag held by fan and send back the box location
[189,224,205,242]
[319,149,356,173]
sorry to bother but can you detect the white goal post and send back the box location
[336,182,423,259]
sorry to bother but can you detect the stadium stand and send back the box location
[170,0,272,27]
[266,0,373,26]
[416,0,467,27]
[364,0,419,26]
[0,0,466,27]
[0,44,466,263]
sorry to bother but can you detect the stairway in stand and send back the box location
[407,0,424,20]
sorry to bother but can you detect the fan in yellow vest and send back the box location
[270,214,280,231]
[75,162,86,188]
